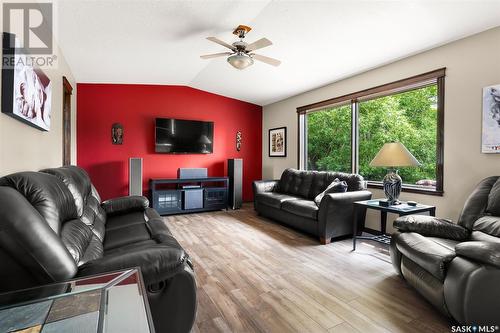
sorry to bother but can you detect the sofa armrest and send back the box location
[394,215,470,241]
[318,190,372,241]
[252,180,279,195]
[102,196,149,216]
[455,241,500,268]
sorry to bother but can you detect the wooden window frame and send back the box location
[297,68,445,196]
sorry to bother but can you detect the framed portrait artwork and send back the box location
[268,127,287,157]
[482,84,500,153]
[2,33,52,131]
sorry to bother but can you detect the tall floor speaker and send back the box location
[228,158,243,209]
[129,158,143,196]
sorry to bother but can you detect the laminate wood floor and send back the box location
[165,204,453,333]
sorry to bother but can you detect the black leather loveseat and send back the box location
[0,166,196,333]
[391,176,500,325]
[253,168,372,244]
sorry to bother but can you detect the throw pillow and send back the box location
[314,178,348,206]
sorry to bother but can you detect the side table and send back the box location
[352,199,436,250]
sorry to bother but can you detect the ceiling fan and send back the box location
[200,25,281,70]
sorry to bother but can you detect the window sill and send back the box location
[367,182,443,197]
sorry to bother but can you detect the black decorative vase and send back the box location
[383,169,402,205]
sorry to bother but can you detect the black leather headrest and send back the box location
[0,172,78,234]
[486,177,500,216]
[41,166,92,217]
[458,176,500,230]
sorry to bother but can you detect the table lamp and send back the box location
[369,142,420,205]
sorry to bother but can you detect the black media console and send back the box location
[150,177,228,215]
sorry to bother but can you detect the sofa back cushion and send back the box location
[41,166,106,266]
[277,168,364,200]
[458,176,500,230]
[473,216,500,237]
[42,166,92,217]
[277,169,314,198]
[486,177,500,216]
[0,172,78,234]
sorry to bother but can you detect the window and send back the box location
[305,103,351,173]
[298,69,445,195]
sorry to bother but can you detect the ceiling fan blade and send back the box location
[246,38,272,51]
[200,52,232,59]
[206,37,235,50]
[251,53,281,67]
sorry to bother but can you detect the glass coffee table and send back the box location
[352,199,436,250]
[0,268,154,333]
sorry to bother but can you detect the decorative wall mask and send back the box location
[112,123,123,145]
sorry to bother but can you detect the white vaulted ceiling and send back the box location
[56,0,500,105]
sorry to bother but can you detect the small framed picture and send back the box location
[269,127,287,157]
[482,84,500,153]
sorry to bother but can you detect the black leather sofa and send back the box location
[0,166,196,333]
[253,168,372,244]
[391,176,500,325]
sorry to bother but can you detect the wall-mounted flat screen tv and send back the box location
[155,118,214,154]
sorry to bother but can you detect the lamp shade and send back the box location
[369,142,420,167]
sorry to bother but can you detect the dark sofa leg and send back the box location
[320,237,331,245]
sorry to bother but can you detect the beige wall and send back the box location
[263,26,500,232]
[0,44,77,175]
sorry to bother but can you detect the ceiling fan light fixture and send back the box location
[227,53,254,70]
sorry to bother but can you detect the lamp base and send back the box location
[383,170,402,205]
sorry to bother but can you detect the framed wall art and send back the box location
[482,84,500,153]
[2,32,52,131]
[269,126,286,157]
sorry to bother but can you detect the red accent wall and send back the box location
[77,84,262,201]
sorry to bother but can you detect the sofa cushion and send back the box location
[473,216,500,237]
[78,234,189,284]
[486,177,500,216]
[458,176,499,229]
[255,192,298,209]
[314,178,348,206]
[277,168,314,198]
[104,222,152,251]
[106,211,146,231]
[471,230,500,244]
[79,235,104,266]
[0,172,78,234]
[395,232,457,281]
[281,199,319,220]
[61,219,94,264]
[41,166,93,218]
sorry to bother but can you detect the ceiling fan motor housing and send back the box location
[232,41,248,52]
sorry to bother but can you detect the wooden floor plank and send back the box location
[166,204,453,333]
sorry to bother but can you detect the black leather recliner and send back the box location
[0,166,196,333]
[253,168,372,244]
[391,176,500,325]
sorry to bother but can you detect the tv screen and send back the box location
[155,118,214,154]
